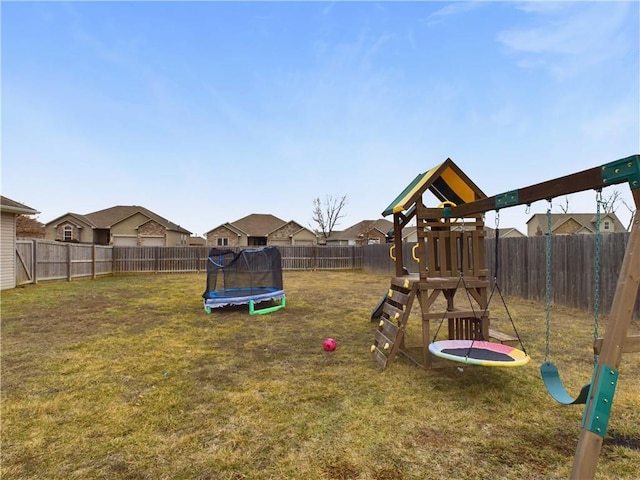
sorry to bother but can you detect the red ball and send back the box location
[323,338,337,352]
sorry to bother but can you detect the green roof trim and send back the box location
[382,172,428,217]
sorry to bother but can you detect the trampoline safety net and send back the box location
[202,246,283,297]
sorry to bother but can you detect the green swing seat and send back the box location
[540,361,591,405]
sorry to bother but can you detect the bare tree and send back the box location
[558,196,570,214]
[620,196,637,231]
[357,220,378,245]
[311,195,347,242]
[601,189,622,214]
[16,215,45,239]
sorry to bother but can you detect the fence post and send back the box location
[32,239,38,284]
[312,245,317,270]
[93,244,97,279]
[67,243,72,281]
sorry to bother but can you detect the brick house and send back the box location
[206,214,317,247]
[44,205,192,246]
[526,213,626,236]
[325,219,394,246]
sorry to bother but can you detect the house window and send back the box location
[63,225,73,241]
[217,237,229,246]
[603,221,610,231]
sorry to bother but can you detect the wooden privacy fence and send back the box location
[16,242,363,282]
[484,232,636,316]
[362,232,634,317]
[112,245,362,273]
[16,239,113,285]
[14,236,634,316]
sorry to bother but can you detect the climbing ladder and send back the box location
[371,277,418,370]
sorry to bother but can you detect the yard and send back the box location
[1,271,639,479]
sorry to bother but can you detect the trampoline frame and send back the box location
[203,287,286,315]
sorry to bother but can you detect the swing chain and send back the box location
[545,200,553,362]
[594,190,602,360]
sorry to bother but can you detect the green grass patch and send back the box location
[2,271,639,479]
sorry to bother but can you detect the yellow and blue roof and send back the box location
[382,158,487,216]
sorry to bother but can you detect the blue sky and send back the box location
[2,1,639,237]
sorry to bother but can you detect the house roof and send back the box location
[328,219,394,241]
[526,213,626,233]
[268,220,316,238]
[227,213,287,237]
[47,205,191,234]
[382,158,487,217]
[0,196,39,215]
[484,226,526,238]
[47,212,98,229]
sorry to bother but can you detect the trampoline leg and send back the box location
[204,305,212,314]
[249,295,286,315]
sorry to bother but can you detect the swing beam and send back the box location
[435,154,640,480]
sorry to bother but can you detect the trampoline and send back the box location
[202,246,286,315]
[428,340,530,367]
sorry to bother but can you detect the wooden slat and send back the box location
[381,303,404,323]
[374,330,393,349]
[390,276,415,290]
[372,347,387,368]
[422,310,486,320]
[386,288,410,305]
[593,335,640,354]
[376,317,400,338]
[489,329,519,346]
[418,277,488,289]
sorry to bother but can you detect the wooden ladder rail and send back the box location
[371,278,418,370]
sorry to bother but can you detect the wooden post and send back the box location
[393,213,404,277]
[32,239,38,284]
[92,244,97,279]
[67,243,72,281]
[570,192,640,479]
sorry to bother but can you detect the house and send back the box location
[483,226,526,239]
[1,196,39,290]
[396,226,418,243]
[44,205,192,246]
[526,213,626,236]
[206,214,317,247]
[325,219,394,245]
[188,236,207,246]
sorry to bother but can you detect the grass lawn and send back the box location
[1,271,639,479]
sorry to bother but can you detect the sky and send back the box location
[2,1,639,237]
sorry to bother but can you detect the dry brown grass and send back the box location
[1,271,639,479]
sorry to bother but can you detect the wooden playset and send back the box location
[371,154,640,479]
[371,158,526,370]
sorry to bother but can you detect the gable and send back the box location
[47,213,95,230]
[231,214,286,237]
[111,212,153,232]
[339,219,394,240]
[269,221,315,238]
[382,158,486,216]
[137,219,165,236]
[84,205,191,234]
[554,217,587,235]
